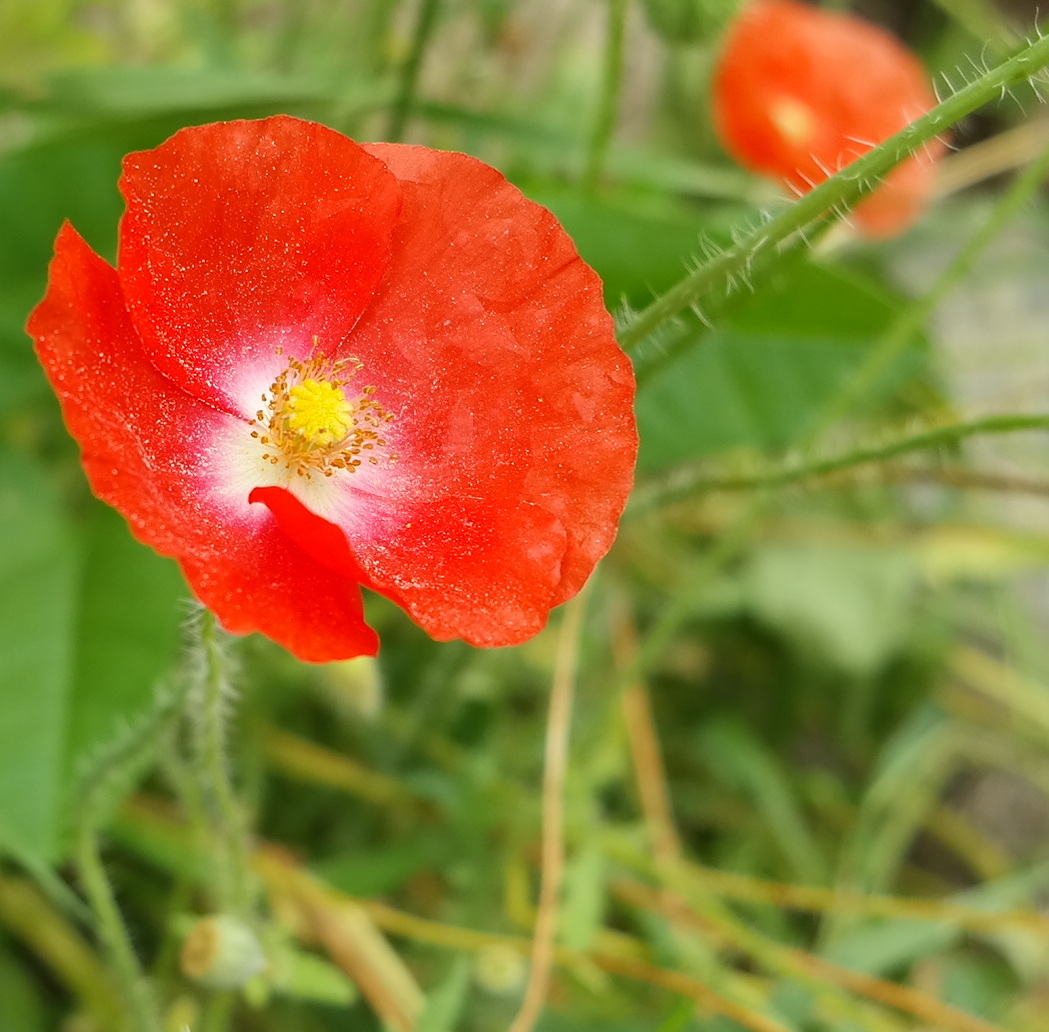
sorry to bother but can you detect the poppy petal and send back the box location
[117,116,402,415]
[252,485,568,647]
[286,143,636,643]
[28,222,378,662]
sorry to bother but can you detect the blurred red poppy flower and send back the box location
[28,116,637,662]
[712,0,944,237]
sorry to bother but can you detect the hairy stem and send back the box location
[616,29,1049,354]
[634,413,1049,508]
[197,610,252,915]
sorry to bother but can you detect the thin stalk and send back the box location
[387,0,441,141]
[0,872,123,1030]
[616,29,1049,354]
[583,0,629,192]
[507,593,586,1032]
[631,220,834,388]
[75,828,164,1032]
[633,413,1049,510]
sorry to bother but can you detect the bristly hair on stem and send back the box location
[615,27,1049,358]
[183,607,256,917]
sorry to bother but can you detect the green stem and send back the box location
[616,29,1049,354]
[197,610,252,915]
[201,988,236,1032]
[75,828,165,1032]
[387,0,441,140]
[633,414,1049,508]
[583,0,629,192]
[632,221,833,388]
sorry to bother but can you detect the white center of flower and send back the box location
[250,348,394,479]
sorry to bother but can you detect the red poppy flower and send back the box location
[712,0,944,237]
[28,116,637,662]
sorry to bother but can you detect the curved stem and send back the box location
[507,593,586,1032]
[616,29,1049,354]
[633,413,1049,509]
[76,827,165,1032]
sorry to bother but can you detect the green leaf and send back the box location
[315,835,452,897]
[0,449,78,863]
[0,120,182,412]
[414,958,472,1032]
[635,263,926,470]
[560,840,607,952]
[824,864,1049,977]
[42,65,337,117]
[64,503,184,777]
[696,716,827,884]
[0,937,50,1032]
[0,448,185,863]
[524,185,714,312]
[741,542,919,678]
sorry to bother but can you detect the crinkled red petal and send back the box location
[27,223,378,663]
[254,485,569,648]
[248,486,364,582]
[117,116,402,414]
[303,143,637,645]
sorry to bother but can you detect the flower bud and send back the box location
[180,915,267,989]
[318,655,383,720]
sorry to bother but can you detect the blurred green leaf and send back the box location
[64,503,184,773]
[836,707,957,899]
[0,449,183,862]
[414,957,471,1032]
[823,863,1049,977]
[742,542,919,678]
[42,66,340,117]
[0,120,171,411]
[635,263,926,470]
[939,950,1018,1019]
[822,917,957,977]
[560,839,607,952]
[315,835,451,897]
[697,716,826,883]
[0,448,77,863]
[0,937,50,1032]
[527,185,714,311]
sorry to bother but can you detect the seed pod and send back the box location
[180,915,267,989]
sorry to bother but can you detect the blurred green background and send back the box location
[3,1,1049,1030]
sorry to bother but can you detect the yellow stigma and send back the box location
[249,346,396,479]
[286,378,353,447]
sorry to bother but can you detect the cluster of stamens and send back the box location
[249,346,395,479]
